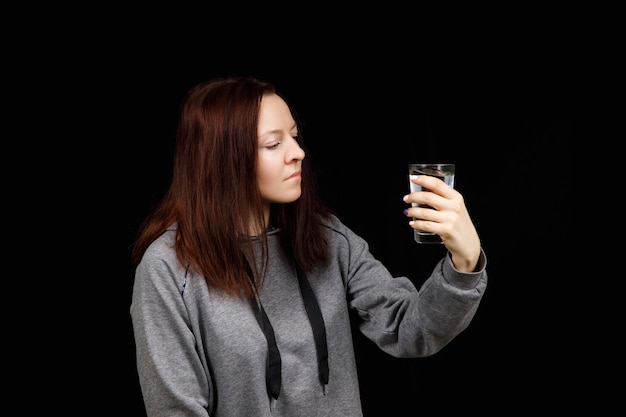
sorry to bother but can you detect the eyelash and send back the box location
[266,135,299,150]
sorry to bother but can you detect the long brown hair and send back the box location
[132,76,331,299]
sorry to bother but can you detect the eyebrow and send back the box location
[260,124,298,137]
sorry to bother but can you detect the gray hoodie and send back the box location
[130,214,487,416]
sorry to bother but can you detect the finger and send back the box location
[412,175,455,197]
[407,205,446,226]
[409,218,447,236]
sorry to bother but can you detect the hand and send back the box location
[404,175,481,272]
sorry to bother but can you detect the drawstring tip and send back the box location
[269,397,277,412]
[322,384,327,396]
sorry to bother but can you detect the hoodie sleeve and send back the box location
[336,219,488,358]
[130,235,213,417]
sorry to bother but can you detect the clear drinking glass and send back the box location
[408,163,455,244]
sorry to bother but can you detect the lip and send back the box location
[286,171,302,180]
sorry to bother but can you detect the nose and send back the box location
[287,137,305,162]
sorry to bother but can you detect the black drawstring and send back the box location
[295,262,329,387]
[259,260,329,400]
[260,304,282,400]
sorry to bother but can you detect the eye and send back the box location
[266,141,281,150]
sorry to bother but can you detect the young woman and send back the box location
[130,76,487,417]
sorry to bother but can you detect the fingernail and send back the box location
[403,209,409,216]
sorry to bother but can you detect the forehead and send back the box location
[258,93,295,131]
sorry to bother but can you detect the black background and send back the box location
[40,30,576,415]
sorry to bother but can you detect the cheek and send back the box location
[256,159,275,192]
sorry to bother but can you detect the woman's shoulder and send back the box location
[320,212,344,231]
[140,225,179,266]
[133,225,189,297]
[320,213,361,244]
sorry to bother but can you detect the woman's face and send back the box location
[256,93,305,205]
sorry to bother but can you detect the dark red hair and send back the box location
[132,76,331,299]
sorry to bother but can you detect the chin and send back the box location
[276,192,302,204]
